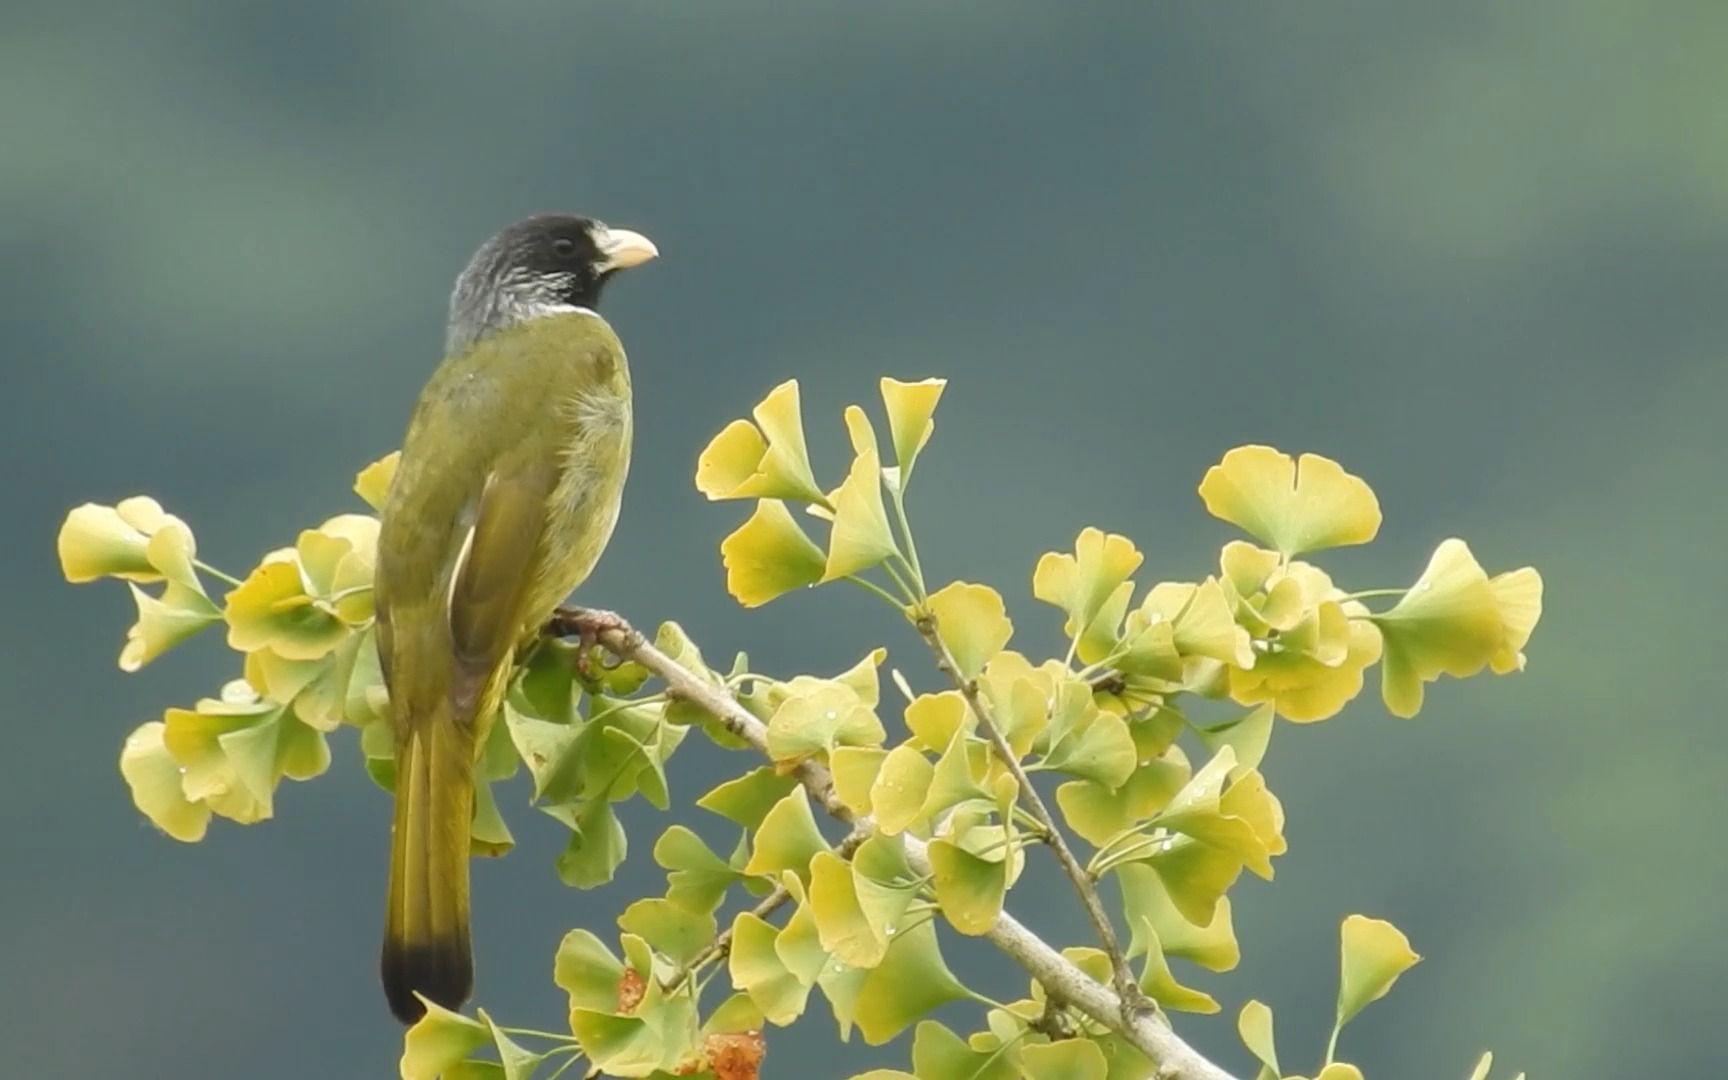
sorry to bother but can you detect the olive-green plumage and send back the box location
[375,308,635,1023]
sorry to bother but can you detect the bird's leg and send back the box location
[547,606,629,681]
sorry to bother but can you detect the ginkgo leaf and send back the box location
[353,451,400,511]
[1335,914,1421,1034]
[1237,1000,1280,1079]
[721,500,827,607]
[618,897,717,965]
[870,744,936,835]
[927,837,1008,935]
[742,788,831,881]
[119,721,211,842]
[1134,921,1219,1013]
[1119,863,1240,972]
[1198,446,1381,556]
[1374,540,1541,717]
[822,448,901,582]
[926,581,1013,679]
[911,1020,1021,1080]
[1033,528,1144,639]
[1020,1039,1108,1080]
[57,496,186,584]
[852,919,969,1044]
[729,912,811,1026]
[696,380,826,503]
[400,999,489,1080]
[880,377,946,480]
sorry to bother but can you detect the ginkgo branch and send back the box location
[555,608,1241,1080]
[912,610,1152,1025]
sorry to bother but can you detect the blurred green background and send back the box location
[6,2,1723,1077]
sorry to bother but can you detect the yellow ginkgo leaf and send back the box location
[926,581,1013,679]
[120,581,221,672]
[119,721,211,842]
[696,380,826,503]
[1140,579,1254,668]
[1374,539,1514,717]
[353,451,400,511]
[879,377,946,480]
[843,404,879,458]
[57,496,187,584]
[1488,567,1544,674]
[721,500,826,607]
[1034,528,1143,639]
[821,448,900,582]
[1336,914,1421,1031]
[1198,446,1381,556]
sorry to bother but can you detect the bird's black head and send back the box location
[446,213,658,352]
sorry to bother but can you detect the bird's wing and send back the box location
[447,460,557,675]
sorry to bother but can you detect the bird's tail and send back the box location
[382,715,474,1023]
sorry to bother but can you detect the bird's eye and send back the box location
[552,237,578,258]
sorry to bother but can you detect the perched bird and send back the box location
[374,214,657,1023]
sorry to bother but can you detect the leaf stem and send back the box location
[194,560,244,589]
[846,574,909,610]
[887,483,926,599]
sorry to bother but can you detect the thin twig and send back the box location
[912,612,1152,1023]
[547,608,1240,1080]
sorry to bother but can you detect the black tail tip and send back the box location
[382,939,474,1024]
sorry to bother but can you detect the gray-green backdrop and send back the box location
[6,3,1722,1077]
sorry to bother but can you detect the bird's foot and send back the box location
[548,606,629,681]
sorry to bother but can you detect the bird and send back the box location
[373,213,657,1023]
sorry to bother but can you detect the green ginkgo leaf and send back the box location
[742,788,831,881]
[1134,921,1219,1014]
[879,377,946,481]
[698,767,799,831]
[1335,914,1421,1034]
[925,581,1013,679]
[475,1010,546,1080]
[721,499,827,607]
[729,911,811,1026]
[765,681,886,764]
[927,837,1008,936]
[1194,704,1275,778]
[120,578,221,672]
[1038,683,1135,788]
[822,447,900,583]
[119,721,211,842]
[548,798,627,888]
[618,897,717,965]
[1237,1000,1279,1080]
[910,1020,1021,1080]
[696,380,826,503]
[400,998,489,1080]
[1118,863,1240,972]
[1198,445,1381,556]
[553,929,626,1012]
[1033,528,1144,640]
[852,919,969,1045]
[1020,1040,1108,1080]
[1055,756,1188,847]
[1146,834,1244,927]
[654,825,739,913]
